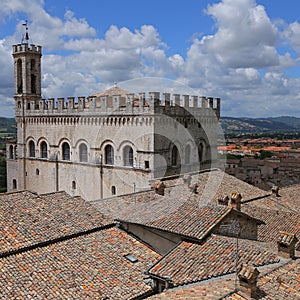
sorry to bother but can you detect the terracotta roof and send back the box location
[91,85,133,98]
[93,170,268,224]
[147,276,236,299]
[242,183,300,213]
[255,258,300,299]
[133,202,263,242]
[140,204,230,240]
[0,191,112,256]
[0,227,161,299]
[224,258,300,299]
[242,204,300,250]
[148,258,300,300]
[148,235,279,287]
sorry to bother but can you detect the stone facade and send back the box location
[7,42,221,201]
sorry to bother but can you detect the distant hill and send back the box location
[0,116,299,136]
[0,117,16,135]
[220,116,300,135]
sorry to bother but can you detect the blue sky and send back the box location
[1,0,300,118]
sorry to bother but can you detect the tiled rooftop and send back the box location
[139,204,229,240]
[256,258,300,299]
[147,276,236,299]
[0,190,112,256]
[241,183,300,213]
[148,235,279,287]
[0,227,161,299]
[224,258,300,299]
[242,204,300,250]
[149,258,300,300]
[93,170,268,224]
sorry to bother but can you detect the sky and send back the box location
[1,0,300,118]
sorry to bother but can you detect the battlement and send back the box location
[16,92,220,118]
[13,43,42,55]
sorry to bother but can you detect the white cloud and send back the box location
[1,0,300,118]
[283,21,300,55]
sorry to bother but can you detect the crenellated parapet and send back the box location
[19,92,221,119]
[13,43,42,55]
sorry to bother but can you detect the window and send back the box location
[62,142,70,161]
[31,74,36,94]
[9,145,14,159]
[123,145,133,167]
[17,59,23,94]
[79,143,88,162]
[40,141,48,158]
[171,145,178,166]
[105,145,114,165]
[12,179,17,190]
[198,143,204,163]
[111,186,116,195]
[185,145,191,164]
[29,140,35,157]
[30,59,35,70]
[36,169,39,175]
[72,181,76,189]
[145,160,150,169]
[124,254,138,263]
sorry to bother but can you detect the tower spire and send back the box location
[21,20,30,44]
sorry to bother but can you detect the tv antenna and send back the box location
[219,219,241,289]
[21,20,30,44]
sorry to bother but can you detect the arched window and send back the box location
[185,145,191,164]
[12,179,17,190]
[123,145,133,167]
[29,140,35,157]
[79,143,88,162]
[111,186,116,195]
[9,145,14,159]
[171,145,179,166]
[62,142,70,161]
[17,59,23,94]
[40,141,48,158]
[105,145,114,165]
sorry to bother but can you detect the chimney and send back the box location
[182,174,192,187]
[238,264,260,299]
[277,231,298,259]
[153,181,165,196]
[228,192,242,211]
[190,183,198,194]
[271,185,280,197]
[218,195,229,206]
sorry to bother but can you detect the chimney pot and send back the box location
[218,195,229,206]
[277,231,298,259]
[190,183,198,194]
[153,181,165,196]
[183,174,192,187]
[271,185,280,197]
[238,264,260,299]
[228,191,242,211]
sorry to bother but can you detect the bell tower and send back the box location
[12,21,42,116]
[10,22,42,191]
